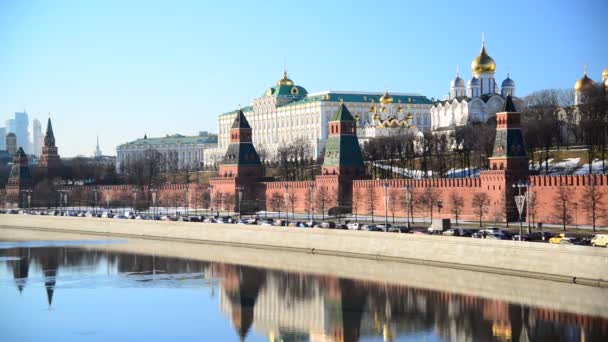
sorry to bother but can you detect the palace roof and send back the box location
[218,91,431,118]
[118,134,218,148]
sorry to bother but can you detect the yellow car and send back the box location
[591,234,608,247]
[549,233,567,244]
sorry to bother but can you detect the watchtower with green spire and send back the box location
[321,103,365,177]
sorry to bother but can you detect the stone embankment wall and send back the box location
[1,215,607,286]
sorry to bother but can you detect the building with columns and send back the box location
[430,38,525,133]
[207,71,431,164]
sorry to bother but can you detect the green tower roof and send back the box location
[331,103,356,122]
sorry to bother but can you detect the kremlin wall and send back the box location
[3,97,608,227]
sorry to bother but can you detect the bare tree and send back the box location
[304,187,314,220]
[580,180,604,232]
[527,190,538,232]
[223,192,236,213]
[471,192,490,227]
[288,191,298,220]
[388,189,399,224]
[553,185,571,231]
[352,188,363,222]
[316,186,333,221]
[213,191,223,216]
[419,187,441,222]
[365,187,377,223]
[269,191,284,219]
[449,191,464,225]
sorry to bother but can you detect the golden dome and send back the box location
[602,67,608,81]
[406,113,413,120]
[276,70,294,86]
[471,41,496,74]
[373,113,380,120]
[379,90,394,105]
[574,72,596,93]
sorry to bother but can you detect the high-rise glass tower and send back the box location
[14,112,30,154]
[32,118,44,157]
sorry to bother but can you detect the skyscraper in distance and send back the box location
[14,112,30,154]
[32,118,44,157]
[0,127,6,150]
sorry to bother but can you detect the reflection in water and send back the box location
[1,243,607,341]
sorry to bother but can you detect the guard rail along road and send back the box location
[1,215,607,287]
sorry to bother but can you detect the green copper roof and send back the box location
[119,134,218,148]
[492,129,527,158]
[261,85,308,97]
[222,142,261,166]
[331,104,355,122]
[217,92,431,118]
[323,135,364,167]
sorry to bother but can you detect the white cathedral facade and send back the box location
[430,38,525,132]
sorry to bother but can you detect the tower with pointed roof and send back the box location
[6,147,32,207]
[218,110,263,180]
[211,110,264,212]
[317,103,367,209]
[481,94,529,221]
[321,103,366,177]
[38,117,62,171]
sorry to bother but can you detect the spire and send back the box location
[44,117,55,147]
[481,32,485,47]
[584,64,588,76]
[456,64,460,77]
[231,110,251,129]
[332,103,356,122]
[502,94,517,112]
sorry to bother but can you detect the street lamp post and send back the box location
[22,190,32,211]
[309,184,316,223]
[131,188,138,216]
[382,181,389,232]
[403,185,413,229]
[92,188,98,215]
[208,184,215,217]
[236,185,244,221]
[150,188,158,218]
[58,189,68,214]
[512,180,529,241]
[437,200,443,216]
[284,184,289,227]
[184,186,189,217]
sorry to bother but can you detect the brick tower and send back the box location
[318,103,367,208]
[6,147,32,207]
[211,110,263,211]
[38,117,62,172]
[481,94,529,221]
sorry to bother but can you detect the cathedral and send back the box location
[430,37,525,132]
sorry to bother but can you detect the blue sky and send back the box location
[0,0,606,156]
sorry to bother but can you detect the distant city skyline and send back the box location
[1,0,606,156]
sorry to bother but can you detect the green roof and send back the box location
[261,84,308,97]
[119,134,218,148]
[331,103,355,122]
[217,91,432,118]
[323,135,365,167]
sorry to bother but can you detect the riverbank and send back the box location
[1,215,607,287]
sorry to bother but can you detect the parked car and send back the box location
[259,219,273,226]
[376,224,392,231]
[320,222,336,229]
[347,222,361,230]
[528,231,554,242]
[549,234,568,244]
[591,234,608,247]
[410,228,428,235]
[388,226,401,233]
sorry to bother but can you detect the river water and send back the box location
[0,238,606,341]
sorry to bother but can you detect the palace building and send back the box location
[208,71,432,164]
[430,37,525,133]
[116,132,218,173]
